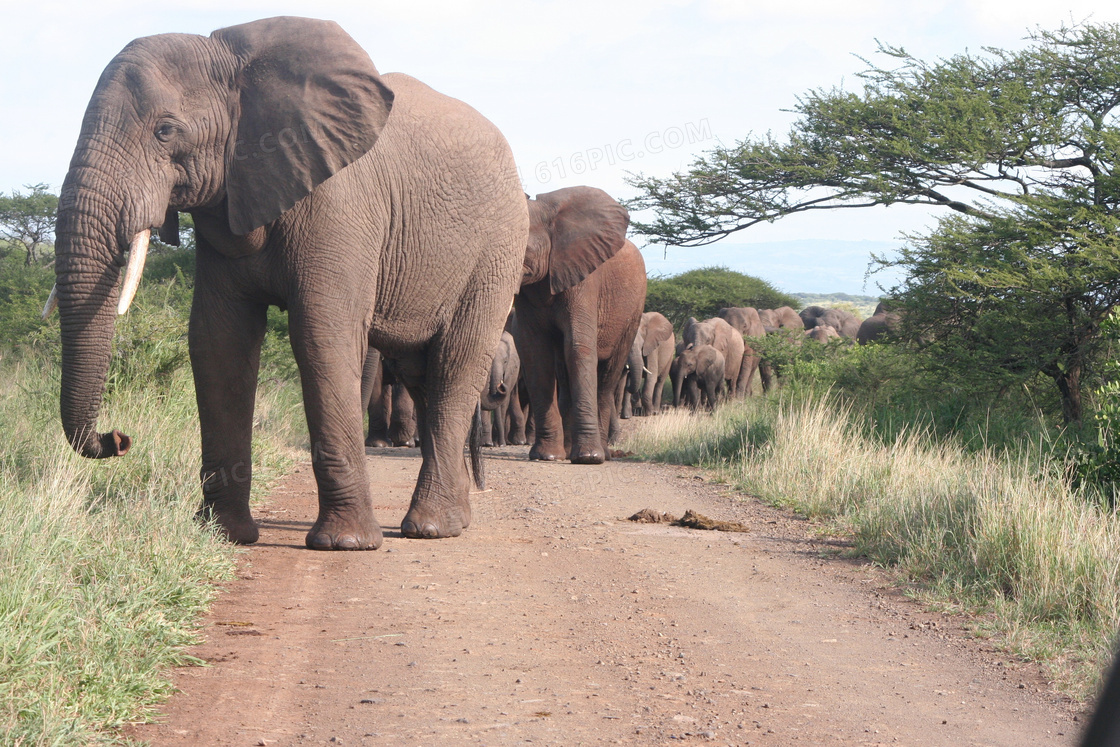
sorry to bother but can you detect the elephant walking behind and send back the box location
[626,311,675,415]
[52,17,528,549]
[514,187,647,464]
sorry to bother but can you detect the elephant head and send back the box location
[53,17,394,458]
[521,186,630,294]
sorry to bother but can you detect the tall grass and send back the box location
[624,396,1120,698]
[0,345,303,742]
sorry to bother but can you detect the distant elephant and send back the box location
[681,316,745,397]
[51,17,528,548]
[361,348,418,448]
[800,305,862,338]
[857,302,901,344]
[757,306,804,333]
[716,306,765,395]
[806,324,840,343]
[626,311,675,415]
[479,331,525,447]
[514,187,647,464]
[671,344,726,410]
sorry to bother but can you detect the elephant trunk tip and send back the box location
[70,428,133,459]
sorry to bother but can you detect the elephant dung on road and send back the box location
[514,186,647,464]
[51,17,528,549]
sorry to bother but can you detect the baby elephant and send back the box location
[671,344,726,411]
[479,331,526,447]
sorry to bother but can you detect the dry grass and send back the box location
[623,395,1120,699]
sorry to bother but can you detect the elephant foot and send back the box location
[529,441,565,461]
[196,502,259,545]
[569,436,606,464]
[508,434,527,446]
[401,498,471,539]
[306,510,383,550]
[365,436,391,448]
[392,437,418,448]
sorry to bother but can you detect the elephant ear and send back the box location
[537,186,629,295]
[214,17,394,236]
[642,316,674,357]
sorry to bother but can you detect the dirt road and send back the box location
[131,445,1083,745]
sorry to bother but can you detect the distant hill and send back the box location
[640,239,903,297]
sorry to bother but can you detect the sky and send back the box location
[3,0,1118,293]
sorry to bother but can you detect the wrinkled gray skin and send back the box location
[361,348,417,448]
[806,324,840,343]
[514,187,647,464]
[800,305,862,338]
[54,17,527,549]
[681,316,745,397]
[671,343,726,410]
[857,302,901,344]
[626,311,675,415]
[479,331,525,447]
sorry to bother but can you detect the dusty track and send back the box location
[131,444,1083,745]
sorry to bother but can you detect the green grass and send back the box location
[0,270,305,742]
[623,396,1120,699]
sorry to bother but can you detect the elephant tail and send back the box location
[469,399,486,491]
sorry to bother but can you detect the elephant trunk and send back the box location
[54,163,144,459]
[626,343,643,398]
[671,360,684,408]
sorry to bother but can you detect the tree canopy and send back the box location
[627,23,1120,422]
[646,266,799,330]
[0,183,58,265]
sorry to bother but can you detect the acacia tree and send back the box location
[0,183,58,265]
[627,23,1120,422]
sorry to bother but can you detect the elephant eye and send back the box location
[155,122,177,142]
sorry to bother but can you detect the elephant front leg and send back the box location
[565,328,606,464]
[507,386,527,445]
[522,344,566,461]
[190,295,267,545]
[291,324,382,550]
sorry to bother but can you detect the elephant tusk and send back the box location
[117,229,150,315]
[643,366,653,376]
[42,284,58,320]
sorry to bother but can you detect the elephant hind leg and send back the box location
[400,300,501,539]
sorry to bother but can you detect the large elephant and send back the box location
[680,316,745,397]
[626,311,675,415]
[514,187,647,464]
[670,344,726,410]
[800,305,862,338]
[51,17,528,548]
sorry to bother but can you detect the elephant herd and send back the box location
[46,16,898,551]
